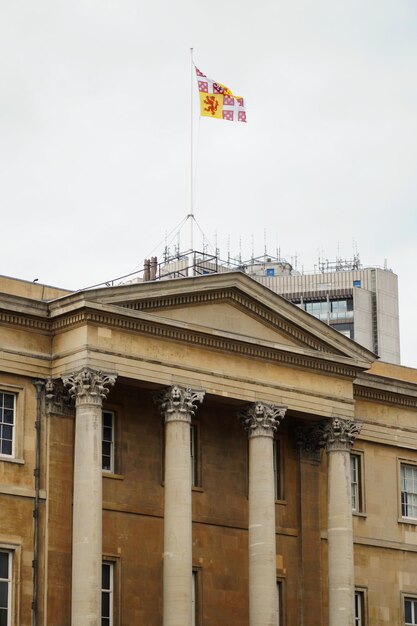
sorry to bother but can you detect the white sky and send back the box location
[1,1,417,366]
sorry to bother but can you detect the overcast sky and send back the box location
[1,1,417,366]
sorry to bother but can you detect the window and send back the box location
[276,581,282,626]
[305,300,328,321]
[273,439,282,500]
[190,424,199,487]
[192,571,198,626]
[102,411,115,472]
[0,392,15,457]
[405,597,417,624]
[355,589,365,625]
[401,464,417,519]
[102,561,114,626]
[0,550,12,626]
[351,453,363,513]
[330,322,354,339]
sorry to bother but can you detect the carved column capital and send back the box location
[318,417,362,452]
[45,377,75,416]
[153,384,205,423]
[62,368,117,407]
[238,402,286,438]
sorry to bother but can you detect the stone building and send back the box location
[1,271,417,626]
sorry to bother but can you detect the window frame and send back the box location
[0,549,12,626]
[102,560,114,626]
[102,410,116,473]
[273,437,284,502]
[0,543,20,626]
[399,460,417,523]
[192,567,202,626]
[190,421,202,489]
[354,588,367,626]
[403,593,417,625]
[350,450,365,515]
[0,385,25,464]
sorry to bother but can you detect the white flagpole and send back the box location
[189,47,195,275]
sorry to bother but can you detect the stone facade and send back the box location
[0,272,417,625]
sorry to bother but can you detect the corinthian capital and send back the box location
[318,417,362,452]
[154,384,205,423]
[238,402,286,438]
[62,368,117,406]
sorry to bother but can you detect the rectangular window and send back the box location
[276,581,282,626]
[190,424,199,487]
[0,550,12,626]
[102,561,114,626]
[0,392,15,457]
[273,439,281,500]
[102,411,115,472]
[192,571,197,626]
[355,589,365,625]
[405,597,417,624]
[401,464,417,519]
[351,454,363,513]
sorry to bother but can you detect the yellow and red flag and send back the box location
[195,67,247,123]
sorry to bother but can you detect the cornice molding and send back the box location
[0,311,50,332]
[51,309,363,378]
[354,384,417,409]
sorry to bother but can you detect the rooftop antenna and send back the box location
[227,234,231,265]
[264,228,267,256]
[251,234,254,262]
[238,236,242,264]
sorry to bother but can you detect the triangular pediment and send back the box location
[54,272,376,367]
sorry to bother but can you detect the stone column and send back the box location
[239,402,286,626]
[154,385,205,626]
[319,418,362,626]
[63,368,116,626]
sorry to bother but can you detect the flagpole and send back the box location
[189,47,194,276]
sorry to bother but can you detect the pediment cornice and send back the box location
[49,303,368,379]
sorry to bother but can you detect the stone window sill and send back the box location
[353,511,367,518]
[0,455,24,465]
[398,516,417,526]
[102,472,124,481]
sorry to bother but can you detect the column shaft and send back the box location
[63,368,116,626]
[327,449,354,626]
[164,420,192,626]
[319,417,361,626]
[154,385,204,626]
[72,402,103,626]
[239,402,286,626]
[248,434,277,626]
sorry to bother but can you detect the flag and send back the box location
[195,67,247,123]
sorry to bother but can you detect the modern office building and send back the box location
[245,255,400,365]
[0,270,416,626]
